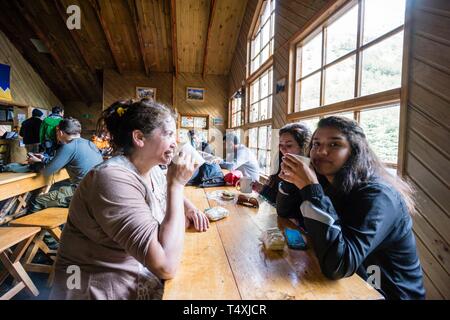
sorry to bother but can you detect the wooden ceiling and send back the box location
[0,0,248,104]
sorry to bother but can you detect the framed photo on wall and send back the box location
[136,87,156,101]
[186,87,205,102]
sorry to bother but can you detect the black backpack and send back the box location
[187,162,225,188]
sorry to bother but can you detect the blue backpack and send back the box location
[187,162,225,188]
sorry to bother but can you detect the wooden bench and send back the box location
[9,208,68,285]
[0,227,41,300]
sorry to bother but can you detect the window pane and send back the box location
[260,98,268,121]
[251,80,259,103]
[249,128,258,148]
[261,1,271,25]
[300,118,320,134]
[262,21,271,47]
[258,150,268,174]
[266,151,271,175]
[261,72,269,98]
[250,103,259,123]
[326,4,358,63]
[324,55,356,105]
[252,32,260,59]
[236,112,241,127]
[258,126,267,149]
[301,31,322,77]
[359,104,400,163]
[300,72,321,111]
[261,44,270,65]
[361,32,403,96]
[363,0,406,45]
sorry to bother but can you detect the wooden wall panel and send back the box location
[404,0,450,299]
[0,30,62,109]
[174,72,228,133]
[103,70,228,145]
[103,69,173,108]
[64,101,103,137]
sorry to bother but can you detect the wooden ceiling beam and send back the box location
[12,0,90,105]
[202,0,216,78]
[89,0,123,74]
[170,0,178,78]
[127,0,150,76]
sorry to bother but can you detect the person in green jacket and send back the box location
[40,106,64,163]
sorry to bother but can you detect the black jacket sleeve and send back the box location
[299,183,398,280]
[275,181,303,220]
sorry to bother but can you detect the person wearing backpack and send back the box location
[40,106,64,163]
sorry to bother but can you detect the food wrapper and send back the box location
[204,206,229,221]
[261,227,286,251]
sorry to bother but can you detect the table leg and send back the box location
[0,236,40,300]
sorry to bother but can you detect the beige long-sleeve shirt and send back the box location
[50,156,167,300]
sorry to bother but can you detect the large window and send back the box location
[250,0,275,74]
[290,0,406,166]
[250,67,273,123]
[248,126,272,175]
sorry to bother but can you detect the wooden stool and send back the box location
[0,227,41,300]
[9,208,68,285]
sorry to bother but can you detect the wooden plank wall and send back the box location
[0,30,62,109]
[64,101,103,137]
[103,70,228,153]
[174,73,228,154]
[405,0,450,300]
[103,69,173,108]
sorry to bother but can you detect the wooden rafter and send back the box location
[127,0,149,76]
[170,0,178,77]
[202,0,216,78]
[13,0,89,104]
[89,0,123,74]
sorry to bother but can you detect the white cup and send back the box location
[172,143,205,167]
[236,176,253,194]
[289,154,311,167]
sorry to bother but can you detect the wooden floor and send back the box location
[164,185,383,300]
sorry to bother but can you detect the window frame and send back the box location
[287,0,408,170]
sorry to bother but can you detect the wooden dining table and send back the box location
[163,185,384,300]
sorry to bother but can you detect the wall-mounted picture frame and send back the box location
[186,87,205,102]
[136,87,156,101]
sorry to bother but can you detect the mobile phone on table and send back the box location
[284,228,307,250]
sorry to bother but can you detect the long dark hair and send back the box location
[311,116,415,214]
[267,122,311,188]
[97,98,176,155]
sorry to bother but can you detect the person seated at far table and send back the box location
[27,117,103,213]
[50,98,209,300]
[279,116,425,300]
[219,132,260,182]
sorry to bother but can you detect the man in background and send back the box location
[19,108,43,153]
[40,106,64,163]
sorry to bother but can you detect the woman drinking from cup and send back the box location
[279,116,425,299]
[252,123,311,226]
[50,99,209,300]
